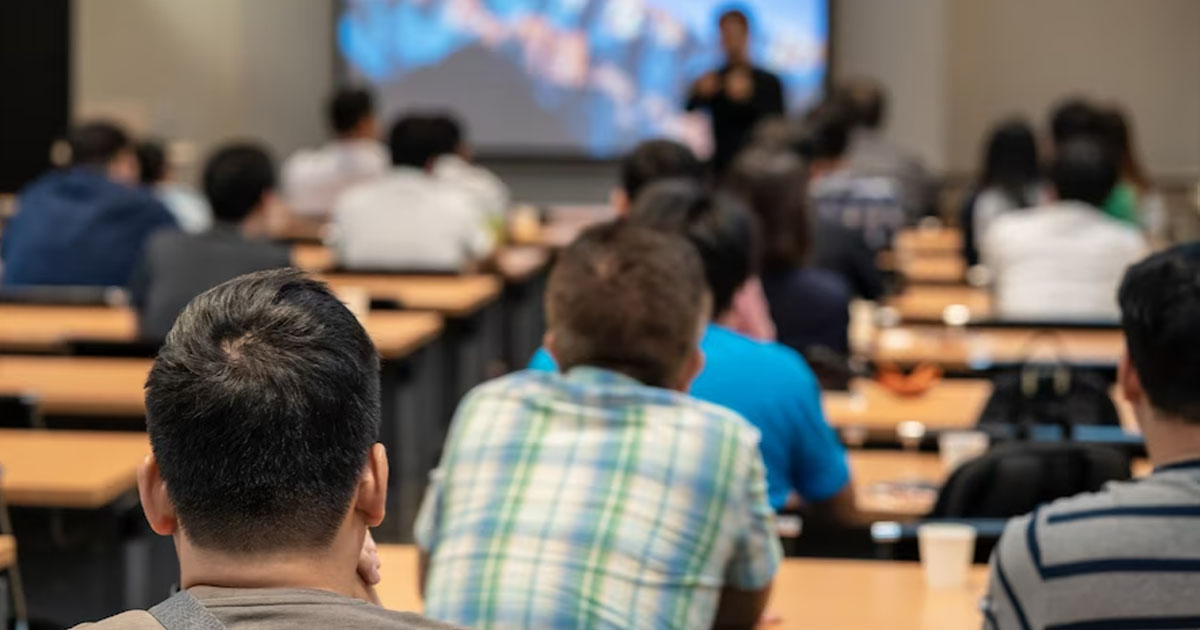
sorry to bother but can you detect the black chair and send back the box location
[0,396,40,429]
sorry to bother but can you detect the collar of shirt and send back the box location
[562,365,646,389]
[1153,457,1200,475]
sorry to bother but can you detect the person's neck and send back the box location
[1139,410,1200,469]
[176,529,365,598]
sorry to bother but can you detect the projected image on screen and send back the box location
[338,0,828,158]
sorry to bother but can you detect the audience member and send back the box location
[136,139,213,234]
[614,138,706,213]
[1,121,176,287]
[960,119,1046,266]
[800,103,905,253]
[77,269,454,629]
[1098,106,1164,231]
[281,87,389,219]
[726,147,851,358]
[332,115,495,272]
[1049,97,1103,148]
[984,243,1200,629]
[427,112,510,222]
[685,9,785,175]
[983,138,1147,321]
[418,222,780,630]
[839,78,935,222]
[530,181,854,516]
[129,143,291,341]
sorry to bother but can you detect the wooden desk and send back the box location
[0,429,148,508]
[374,544,987,630]
[320,274,502,319]
[0,356,150,416]
[292,242,334,273]
[899,255,966,284]
[887,285,993,323]
[0,304,443,360]
[870,326,1125,369]
[895,228,963,256]
[851,451,945,519]
[295,243,552,285]
[0,535,14,571]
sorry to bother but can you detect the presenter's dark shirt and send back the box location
[686,65,785,174]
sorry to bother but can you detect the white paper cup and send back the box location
[918,523,977,588]
[938,431,989,472]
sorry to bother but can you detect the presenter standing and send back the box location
[686,9,785,175]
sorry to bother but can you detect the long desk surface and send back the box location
[895,228,963,256]
[374,544,987,629]
[825,379,1139,438]
[0,304,444,360]
[319,274,502,319]
[898,255,967,284]
[887,285,993,323]
[869,326,1125,369]
[0,429,149,508]
[0,356,149,416]
[0,535,13,570]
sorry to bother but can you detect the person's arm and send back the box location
[787,359,862,526]
[712,583,773,630]
[418,549,430,600]
[717,441,782,630]
[686,72,721,111]
[980,514,1039,629]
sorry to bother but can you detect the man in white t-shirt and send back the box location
[332,115,495,272]
[281,88,389,220]
[983,138,1147,322]
[427,113,510,223]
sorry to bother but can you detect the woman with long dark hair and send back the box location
[961,118,1046,265]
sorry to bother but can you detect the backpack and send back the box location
[976,363,1120,439]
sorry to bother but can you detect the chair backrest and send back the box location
[930,441,1131,519]
[0,395,39,429]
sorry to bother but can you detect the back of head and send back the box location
[1050,98,1101,147]
[547,221,706,388]
[1119,244,1200,424]
[981,118,1040,205]
[136,140,168,186]
[388,115,442,169]
[796,102,850,162]
[427,112,465,157]
[1049,138,1117,207]
[838,78,886,131]
[203,142,277,223]
[628,179,759,317]
[726,147,811,271]
[620,139,704,202]
[68,120,132,168]
[146,269,381,553]
[328,88,375,136]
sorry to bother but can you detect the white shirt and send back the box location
[331,167,495,272]
[433,154,510,221]
[982,200,1147,322]
[155,183,212,234]
[972,184,1047,242]
[281,139,389,219]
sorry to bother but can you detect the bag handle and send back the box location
[1017,330,1072,398]
[148,591,227,630]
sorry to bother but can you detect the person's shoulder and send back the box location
[71,610,163,629]
[706,325,816,380]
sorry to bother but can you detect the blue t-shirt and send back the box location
[528,323,849,509]
[2,168,177,286]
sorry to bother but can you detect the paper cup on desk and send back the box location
[918,523,976,588]
[335,286,370,324]
[938,431,989,472]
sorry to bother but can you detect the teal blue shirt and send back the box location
[529,324,850,509]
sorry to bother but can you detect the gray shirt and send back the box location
[74,586,460,629]
[983,459,1200,629]
[129,225,291,341]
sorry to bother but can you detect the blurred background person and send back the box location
[136,139,212,234]
[960,118,1046,267]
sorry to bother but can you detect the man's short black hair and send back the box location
[328,88,375,135]
[388,115,443,168]
[620,139,705,202]
[628,178,760,317]
[1050,98,1101,147]
[839,78,887,130]
[1050,138,1117,208]
[203,142,277,223]
[548,221,706,388]
[1119,244,1200,424]
[795,103,850,161]
[146,269,381,553]
[428,112,464,156]
[68,121,132,167]
[719,8,750,30]
[136,140,168,185]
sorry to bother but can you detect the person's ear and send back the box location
[138,454,178,536]
[610,188,630,217]
[675,347,705,393]
[1118,351,1144,406]
[543,331,560,367]
[355,444,388,528]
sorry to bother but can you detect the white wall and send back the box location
[74,0,334,182]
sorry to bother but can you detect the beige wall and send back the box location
[74,0,334,182]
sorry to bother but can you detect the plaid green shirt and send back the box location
[415,367,782,630]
